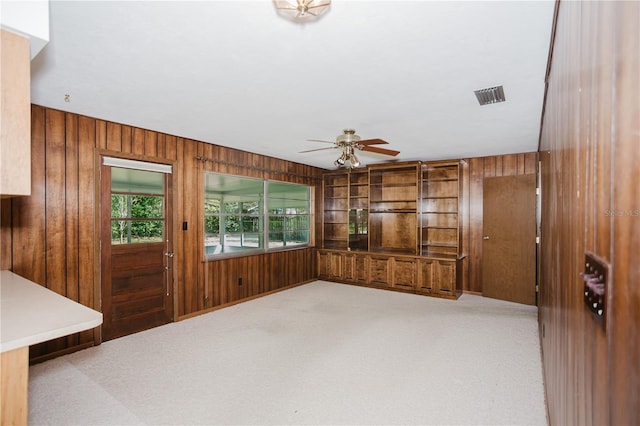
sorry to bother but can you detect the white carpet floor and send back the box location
[29,281,547,425]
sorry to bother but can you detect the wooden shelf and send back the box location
[421,178,457,182]
[370,182,416,188]
[371,209,416,214]
[423,242,458,247]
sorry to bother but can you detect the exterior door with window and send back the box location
[100,158,173,341]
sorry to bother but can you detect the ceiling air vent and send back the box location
[474,85,506,105]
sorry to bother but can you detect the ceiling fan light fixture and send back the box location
[300,128,399,169]
[273,0,331,20]
[349,153,360,168]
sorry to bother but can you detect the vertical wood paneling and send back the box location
[524,152,537,174]
[95,120,107,150]
[16,106,47,359]
[467,157,484,293]
[165,135,177,161]
[132,128,145,156]
[6,105,323,360]
[156,133,166,158]
[174,138,186,315]
[64,113,80,348]
[121,125,132,154]
[106,122,121,152]
[539,1,639,425]
[610,3,640,424]
[501,154,518,176]
[77,115,96,345]
[64,113,79,301]
[0,199,11,269]
[45,110,70,354]
[144,130,157,157]
[44,109,67,297]
[12,105,46,284]
[181,139,200,314]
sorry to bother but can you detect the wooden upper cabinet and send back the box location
[0,30,31,197]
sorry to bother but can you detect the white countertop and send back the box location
[0,270,103,353]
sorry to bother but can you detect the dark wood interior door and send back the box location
[482,174,536,305]
[100,162,173,341]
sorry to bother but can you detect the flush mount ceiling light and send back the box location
[273,0,331,20]
[474,85,506,105]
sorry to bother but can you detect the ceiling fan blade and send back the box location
[361,146,400,156]
[299,147,337,153]
[306,139,336,144]
[358,138,389,146]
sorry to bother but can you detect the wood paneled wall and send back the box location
[539,1,639,425]
[462,152,538,293]
[1,105,323,360]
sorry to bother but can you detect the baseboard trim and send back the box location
[177,279,316,322]
[29,341,97,365]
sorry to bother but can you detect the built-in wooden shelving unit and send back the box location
[319,160,464,300]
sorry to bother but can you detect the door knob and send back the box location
[483,236,490,240]
[165,252,174,257]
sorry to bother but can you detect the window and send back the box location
[111,167,165,244]
[267,181,310,248]
[204,173,311,258]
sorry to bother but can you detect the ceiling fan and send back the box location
[300,129,400,168]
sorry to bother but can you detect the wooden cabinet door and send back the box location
[329,252,343,279]
[393,258,418,290]
[355,254,369,283]
[417,259,435,293]
[436,260,456,296]
[418,258,456,296]
[369,256,391,287]
[317,251,330,279]
[343,254,356,281]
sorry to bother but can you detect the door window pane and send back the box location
[110,168,165,245]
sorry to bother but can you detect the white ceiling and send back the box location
[30,0,555,169]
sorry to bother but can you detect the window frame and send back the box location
[204,172,313,260]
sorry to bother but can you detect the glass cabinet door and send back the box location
[348,208,368,251]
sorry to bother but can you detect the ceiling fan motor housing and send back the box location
[336,128,361,145]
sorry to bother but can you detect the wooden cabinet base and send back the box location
[318,249,463,300]
[1,346,29,425]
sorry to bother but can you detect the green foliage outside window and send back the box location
[111,194,164,244]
